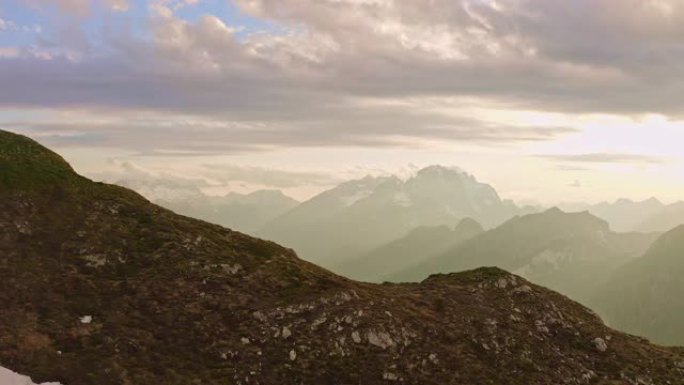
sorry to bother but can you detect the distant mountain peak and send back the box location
[244,189,298,201]
[455,217,484,232]
[498,207,611,237]
[644,196,663,205]
[414,164,465,177]
[613,197,663,206]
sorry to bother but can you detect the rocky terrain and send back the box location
[1,129,684,385]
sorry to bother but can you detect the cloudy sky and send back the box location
[2,0,684,203]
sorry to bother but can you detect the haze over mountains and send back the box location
[3,130,684,385]
[595,224,684,346]
[333,218,485,282]
[157,190,300,234]
[388,209,660,304]
[258,166,538,267]
[559,198,684,233]
[116,164,684,246]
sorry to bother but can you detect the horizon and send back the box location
[90,158,683,208]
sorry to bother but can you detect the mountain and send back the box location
[259,166,537,267]
[390,208,660,305]
[333,218,484,282]
[594,225,684,346]
[3,130,684,384]
[156,190,299,234]
[560,198,665,232]
[635,201,684,233]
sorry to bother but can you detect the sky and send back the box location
[2,0,684,204]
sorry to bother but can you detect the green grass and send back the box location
[0,130,84,191]
[424,266,510,285]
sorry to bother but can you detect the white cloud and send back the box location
[105,0,129,12]
[538,153,667,165]
[85,158,340,201]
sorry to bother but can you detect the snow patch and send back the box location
[341,189,374,206]
[0,366,62,385]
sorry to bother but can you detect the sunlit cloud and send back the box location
[537,153,667,165]
[3,0,684,203]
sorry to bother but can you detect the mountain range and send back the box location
[157,190,300,233]
[3,130,684,384]
[333,218,485,282]
[386,208,661,306]
[560,198,684,233]
[258,166,538,268]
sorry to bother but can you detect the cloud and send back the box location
[538,153,666,165]
[554,165,590,172]
[0,47,20,59]
[90,160,210,201]
[3,0,684,154]
[23,0,130,17]
[105,0,129,12]
[87,159,339,200]
[0,17,41,34]
[200,163,340,188]
[25,0,91,16]
[1,105,576,155]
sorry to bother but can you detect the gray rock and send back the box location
[282,326,292,339]
[368,330,395,349]
[593,337,608,352]
[351,331,362,344]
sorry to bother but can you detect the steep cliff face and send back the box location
[1,130,683,385]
